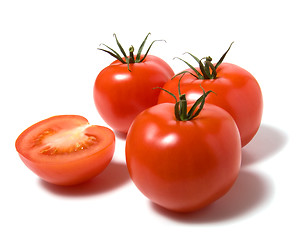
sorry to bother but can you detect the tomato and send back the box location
[94,55,174,133]
[126,87,241,212]
[158,44,263,147]
[15,115,115,186]
[94,33,174,134]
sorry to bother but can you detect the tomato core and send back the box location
[36,124,97,155]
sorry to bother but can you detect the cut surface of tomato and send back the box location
[15,115,115,186]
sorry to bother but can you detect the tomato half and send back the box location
[125,103,241,212]
[15,115,115,186]
[94,54,174,134]
[158,63,263,147]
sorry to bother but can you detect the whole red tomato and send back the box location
[126,86,241,212]
[15,115,115,186]
[158,43,263,147]
[94,33,174,134]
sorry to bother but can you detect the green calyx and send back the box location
[97,33,166,71]
[173,42,234,80]
[156,75,214,121]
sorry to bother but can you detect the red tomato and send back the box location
[158,61,263,147]
[94,55,174,133]
[126,103,241,212]
[94,33,174,134]
[15,115,115,186]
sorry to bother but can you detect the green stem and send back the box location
[156,74,214,121]
[129,46,135,63]
[174,42,234,80]
[98,33,166,71]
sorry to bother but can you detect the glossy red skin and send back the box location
[126,103,241,212]
[158,63,263,147]
[94,55,174,133]
[15,115,115,186]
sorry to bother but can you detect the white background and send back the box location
[1,0,304,239]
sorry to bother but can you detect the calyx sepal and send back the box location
[98,33,166,71]
[173,42,234,80]
[156,75,214,121]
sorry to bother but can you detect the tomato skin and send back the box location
[94,55,174,133]
[158,63,263,147]
[125,103,241,212]
[15,115,115,186]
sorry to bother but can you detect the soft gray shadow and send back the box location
[242,124,288,166]
[150,169,274,224]
[39,160,131,197]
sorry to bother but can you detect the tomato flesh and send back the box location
[38,125,97,155]
[16,115,115,186]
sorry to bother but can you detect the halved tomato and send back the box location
[15,115,115,186]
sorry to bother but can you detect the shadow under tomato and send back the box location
[150,169,274,224]
[242,124,288,167]
[115,131,127,140]
[39,160,131,197]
